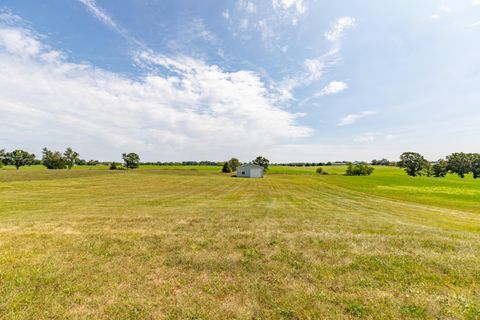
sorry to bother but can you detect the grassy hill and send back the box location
[0,166,479,319]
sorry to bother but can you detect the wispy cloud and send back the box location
[339,110,376,126]
[317,81,348,96]
[353,132,379,143]
[77,0,143,47]
[353,132,396,143]
[325,16,355,42]
[473,0,480,6]
[226,0,308,46]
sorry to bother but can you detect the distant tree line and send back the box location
[272,161,357,167]
[398,152,480,178]
[142,161,221,166]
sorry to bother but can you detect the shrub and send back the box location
[110,162,118,170]
[316,167,328,175]
[345,163,374,176]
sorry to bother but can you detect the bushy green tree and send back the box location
[252,156,269,172]
[227,158,241,171]
[398,152,430,176]
[432,159,448,178]
[6,150,36,170]
[63,147,79,170]
[469,153,480,179]
[447,152,471,178]
[42,148,66,169]
[222,162,232,173]
[316,167,329,175]
[122,153,140,169]
[0,149,5,168]
[345,163,375,176]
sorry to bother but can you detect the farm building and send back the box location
[236,164,264,178]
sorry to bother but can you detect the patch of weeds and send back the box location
[271,250,306,270]
[461,302,480,320]
[238,244,263,258]
[106,303,148,320]
[400,305,426,318]
[347,302,368,318]
[277,306,297,320]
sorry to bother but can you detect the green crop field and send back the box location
[0,165,479,319]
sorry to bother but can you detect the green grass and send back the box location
[0,165,479,319]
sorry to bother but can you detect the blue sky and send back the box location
[0,0,479,162]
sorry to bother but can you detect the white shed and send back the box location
[236,164,264,178]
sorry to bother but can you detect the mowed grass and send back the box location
[0,166,480,319]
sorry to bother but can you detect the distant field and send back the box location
[0,165,479,319]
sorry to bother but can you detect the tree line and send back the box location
[0,148,141,170]
[398,152,480,178]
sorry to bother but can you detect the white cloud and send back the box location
[353,132,396,143]
[325,16,355,42]
[385,134,396,142]
[303,58,325,81]
[227,0,308,46]
[353,132,379,143]
[429,4,451,20]
[0,27,41,57]
[272,0,306,15]
[473,0,480,6]
[473,21,480,26]
[222,10,230,21]
[338,111,376,126]
[0,11,312,161]
[246,2,257,13]
[317,81,348,96]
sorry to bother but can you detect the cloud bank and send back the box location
[0,10,312,161]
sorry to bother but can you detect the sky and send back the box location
[0,0,479,163]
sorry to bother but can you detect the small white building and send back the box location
[236,164,265,178]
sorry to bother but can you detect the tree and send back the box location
[0,149,5,168]
[432,159,448,178]
[371,158,391,166]
[252,156,269,172]
[345,163,375,176]
[447,152,471,178]
[63,147,79,170]
[227,158,241,171]
[122,153,140,169]
[398,152,430,176]
[6,150,36,170]
[42,148,66,169]
[469,153,480,179]
[222,161,232,173]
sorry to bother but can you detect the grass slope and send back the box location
[0,166,479,319]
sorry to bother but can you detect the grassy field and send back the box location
[0,165,479,319]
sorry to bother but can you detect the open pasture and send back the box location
[0,166,479,319]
